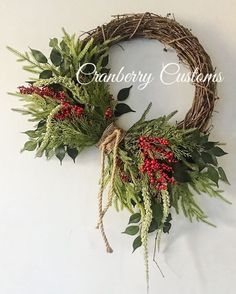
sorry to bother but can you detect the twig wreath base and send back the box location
[8,12,229,290]
[85,12,217,132]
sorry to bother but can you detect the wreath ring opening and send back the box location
[85,12,217,132]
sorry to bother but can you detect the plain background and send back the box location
[0,0,236,293]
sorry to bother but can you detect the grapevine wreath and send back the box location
[8,13,230,288]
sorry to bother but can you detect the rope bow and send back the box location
[96,123,126,253]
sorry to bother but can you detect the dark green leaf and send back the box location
[132,236,142,252]
[211,155,218,166]
[115,103,135,117]
[30,48,47,63]
[201,152,215,164]
[163,222,171,233]
[55,145,66,164]
[23,130,38,138]
[148,220,158,233]
[100,68,110,75]
[191,150,201,162]
[200,134,209,144]
[60,40,70,54]
[173,163,191,182]
[203,142,216,149]
[209,146,228,157]
[122,225,139,235]
[128,213,141,224]
[49,38,58,48]
[21,141,37,152]
[60,58,70,75]
[151,201,163,226]
[166,213,172,223]
[101,55,109,67]
[39,70,53,79]
[190,129,204,144]
[67,147,78,163]
[50,48,62,66]
[117,86,132,101]
[36,120,46,129]
[208,166,219,186]
[218,167,230,184]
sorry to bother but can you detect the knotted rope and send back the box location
[96,123,126,253]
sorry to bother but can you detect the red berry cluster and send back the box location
[104,107,113,119]
[54,101,84,120]
[19,86,66,101]
[18,85,84,121]
[138,136,176,191]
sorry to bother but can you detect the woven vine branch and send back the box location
[84,12,217,132]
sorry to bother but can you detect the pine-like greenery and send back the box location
[8,30,116,161]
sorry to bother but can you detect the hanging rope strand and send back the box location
[96,125,124,253]
[96,129,121,228]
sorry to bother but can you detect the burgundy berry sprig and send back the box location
[138,136,177,191]
[19,85,66,101]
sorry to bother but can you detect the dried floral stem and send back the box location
[141,186,153,292]
[36,104,62,157]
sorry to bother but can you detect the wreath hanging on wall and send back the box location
[8,13,230,289]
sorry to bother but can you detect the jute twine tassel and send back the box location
[96,124,125,253]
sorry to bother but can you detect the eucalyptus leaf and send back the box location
[49,38,58,48]
[21,140,37,152]
[115,103,135,117]
[100,68,110,75]
[55,145,66,164]
[67,147,78,163]
[148,220,159,233]
[117,86,132,101]
[152,201,163,226]
[203,141,216,150]
[39,70,53,79]
[30,48,47,63]
[101,54,109,67]
[50,48,62,66]
[209,146,228,157]
[128,213,141,224]
[132,236,142,252]
[23,130,38,138]
[218,167,230,184]
[163,221,171,233]
[37,120,46,129]
[122,225,139,235]
[60,58,70,75]
[60,40,70,54]
[173,163,191,182]
[208,166,219,186]
[201,152,215,164]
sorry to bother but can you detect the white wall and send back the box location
[0,1,236,293]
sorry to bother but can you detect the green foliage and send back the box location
[128,213,141,224]
[125,107,199,160]
[7,29,117,79]
[123,226,139,235]
[117,86,133,101]
[132,236,142,252]
[115,103,135,117]
[107,108,229,239]
[8,31,119,162]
